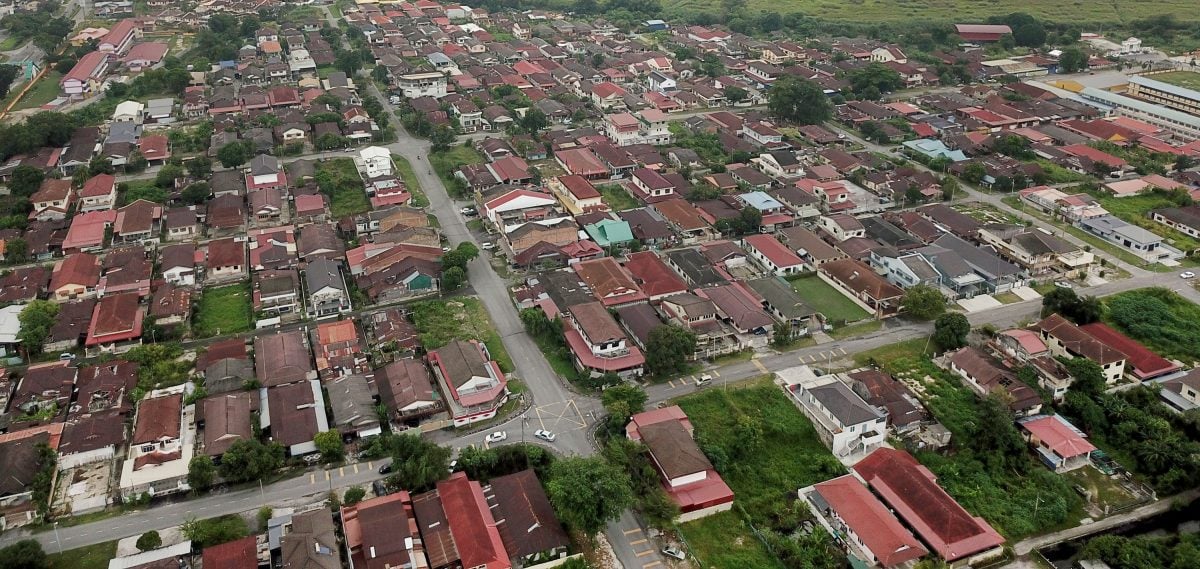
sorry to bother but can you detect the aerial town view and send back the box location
[0,0,1199,568]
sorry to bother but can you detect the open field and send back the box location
[316,158,371,218]
[1147,71,1200,91]
[47,539,116,569]
[658,0,1199,24]
[678,511,783,569]
[3,71,63,112]
[597,184,639,212]
[411,297,515,373]
[392,153,429,208]
[193,284,253,338]
[788,274,870,323]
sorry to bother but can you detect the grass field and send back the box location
[3,71,63,112]
[1147,71,1200,91]
[429,145,485,198]
[656,0,1199,24]
[194,283,253,338]
[788,274,870,323]
[47,539,116,569]
[411,297,515,373]
[0,35,24,51]
[1097,192,1200,252]
[392,153,429,208]
[316,158,371,218]
[678,511,783,569]
[597,184,639,212]
[675,378,844,517]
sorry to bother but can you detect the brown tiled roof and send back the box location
[487,469,569,560]
[0,431,51,496]
[430,340,491,389]
[31,178,72,203]
[1036,314,1127,365]
[254,330,314,387]
[201,393,253,456]
[376,359,437,411]
[820,258,903,301]
[266,381,319,447]
[59,410,126,456]
[132,393,183,444]
[207,237,244,267]
[51,253,101,290]
[569,301,624,344]
[639,420,712,479]
[90,292,142,337]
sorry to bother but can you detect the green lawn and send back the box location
[827,319,883,340]
[411,297,514,373]
[1147,71,1200,91]
[5,71,63,111]
[316,158,371,218]
[429,145,484,198]
[392,153,429,208]
[0,35,24,51]
[1097,191,1200,252]
[47,540,116,569]
[678,511,783,569]
[675,378,844,519]
[596,184,639,212]
[193,283,253,338]
[788,274,870,324]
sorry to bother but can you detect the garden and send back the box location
[192,283,253,338]
[410,297,514,373]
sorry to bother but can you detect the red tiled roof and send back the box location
[743,234,804,268]
[812,475,928,566]
[86,292,143,346]
[623,251,687,298]
[1036,314,1127,365]
[63,51,108,83]
[139,135,170,160]
[438,473,511,569]
[559,174,601,200]
[207,238,244,267]
[132,393,182,444]
[1020,415,1096,459]
[853,448,1004,562]
[1079,322,1178,379]
[80,174,116,198]
[51,253,101,290]
[123,42,168,63]
[202,536,257,569]
[556,148,607,177]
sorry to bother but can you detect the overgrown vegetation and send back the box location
[1106,287,1200,363]
[315,158,371,218]
[193,283,253,338]
[411,297,514,372]
[182,515,249,549]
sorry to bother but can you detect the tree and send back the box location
[441,266,466,291]
[1059,356,1107,397]
[18,300,59,357]
[768,75,832,125]
[961,162,986,184]
[970,393,1028,472]
[1059,47,1089,73]
[601,384,647,428]
[385,432,452,493]
[335,49,363,76]
[343,486,367,506]
[217,439,285,482]
[182,515,249,548]
[217,141,250,168]
[188,455,216,491]
[644,325,697,376]
[520,108,549,134]
[932,312,970,351]
[546,457,634,535]
[136,531,162,552]
[1041,287,1102,324]
[430,125,457,151]
[126,151,148,173]
[6,237,28,264]
[155,163,184,188]
[181,182,211,205]
[1041,287,1079,317]
[902,284,947,320]
[8,165,44,198]
[0,540,48,569]
[723,86,748,105]
[941,176,959,201]
[314,430,344,462]
[186,155,213,178]
[848,63,904,99]
[0,64,20,99]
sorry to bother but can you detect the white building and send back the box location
[778,366,887,459]
[358,146,393,178]
[118,384,195,500]
[396,72,447,99]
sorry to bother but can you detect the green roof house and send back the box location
[584,218,634,247]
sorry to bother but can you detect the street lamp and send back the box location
[53,522,62,553]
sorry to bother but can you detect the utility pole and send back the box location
[53,522,62,553]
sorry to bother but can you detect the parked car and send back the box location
[485,431,507,444]
[534,429,556,442]
[303,454,321,464]
[695,374,713,386]
[378,463,393,475]
[481,241,496,250]
[1181,271,1196,279]
[372,480,389,497]
[460,206,477,216]
[1054,281,1073,289]
[58,353,76,361]
[448,459,458,473]
[661,546,686,560]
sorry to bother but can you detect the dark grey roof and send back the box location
[862,216,920,250]
[745,276,814,319]
[305,258,345,293]
[932,233,1021,278]
[665,248,726,286]
[809,381,885,426]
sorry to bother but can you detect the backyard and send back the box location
[316,157,371,218]
[787,274,869,324]
[429,145,484,199]
[410,297,514,373]
[597,183,639,212]
[193,283,253,338]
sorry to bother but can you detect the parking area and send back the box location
[622,526,663,568]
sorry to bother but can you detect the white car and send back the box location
[480,242,496,250]
[1181,271,1196,279]
[1054,281,1073,289]
[459,207,477,216]
[485,431,507,444]
[661,546,686,560]
[534,429,556,442]
[695,374,713,386]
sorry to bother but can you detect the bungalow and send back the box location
[205,238,246,283]
[375,359,442,424]
[742,234,804,276]
[572,257,647,307]
[803,475,928,568]
[51,253,101,301]
[254,330,317,387]
[304,258,351,318]
[780,365,888,458]
[31,179,74,221]
[78,174,117,212]
[946,347,1044,416]
[818,258,903,319]
[626,406,734,522]
[1018,414,1096,472]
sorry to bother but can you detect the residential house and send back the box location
[1035,314,1128,385]
[626,406,735,522]
[118,386,193,500]
[1018,414,1096,472]
[263,379,328,456]
[946,346,1044,416]
[818,259,904,319]
[427,339,508,427]
[778,366,887,458]
[564,301,645,378]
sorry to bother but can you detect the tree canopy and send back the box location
[0,540,47,569]
[1059,47,1089,73]
[901,285,946,320]
[314,430,344,462]
[601,384,648,429]
[932,312,970,351]
[767,75,832,125]
[217,439,285,483]
[188,455,216,492]
[546,456,634,535]
[136,531,162,552]
[644,325,697,376]
[1041,287,1103,324]
[18,300,59,357]
[384,432,452,493]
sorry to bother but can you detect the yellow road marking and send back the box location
[623,528,642,535]
[324,471,330,481]
[636,550,653,557]
[368,462,373,470]
[353,464,359,474]
[643,562,662,568]
[712,370,720,377]
[339,467,345,477]
[753,359,768,373]
[629,539,647,546]
[309,473,315,484]
[667,379,675,388]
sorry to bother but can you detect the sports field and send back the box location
[1147,71,1200,91]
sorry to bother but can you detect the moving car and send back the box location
[534,429,556,442]
[1181,271,1196,279]
[485,431,507,444]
